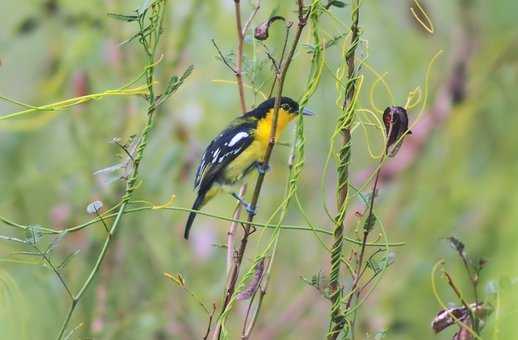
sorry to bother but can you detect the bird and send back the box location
[183,96,313,239]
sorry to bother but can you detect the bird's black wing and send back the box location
[194,120,255,193]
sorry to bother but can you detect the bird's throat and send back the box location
[255,108,294,144]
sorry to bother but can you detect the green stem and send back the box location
[1,207,406,247]
[328,0,361,339]
[55,2,168,337]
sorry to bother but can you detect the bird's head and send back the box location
[245,97,313,141]
[245,96,313,121]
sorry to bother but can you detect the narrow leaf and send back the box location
[107,13,139,22]
[57,250,81,271]
[330,1,347,8]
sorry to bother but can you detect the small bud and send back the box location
[72,71,90,98]
[254,22,269,40]
[383,106,411,157]
[254,16,285,41]
[447,236,465,255]
[86,200,103,215]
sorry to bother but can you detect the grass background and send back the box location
[1,0,518,339]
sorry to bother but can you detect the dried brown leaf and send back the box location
[237,258,266,300]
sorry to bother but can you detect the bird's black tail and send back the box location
[184,192,206,239]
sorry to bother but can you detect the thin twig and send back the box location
[211,39,238,75]
[241,0,261,37]
[345,163,382,311]
[443,271,471,310]
[94,209,110,234]
[259,42,281,74]
[234,0,247,112]
[443,269,476,329]
[267,23,292,98]
[203,304,217,340]
[227,185,247,274]
[39,246,74,300]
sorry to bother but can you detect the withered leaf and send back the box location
[237,258,266,300]
[432,306,469,333]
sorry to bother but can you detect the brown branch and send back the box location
[226,185,247,274]
[213,2,310,338]
[203,304,217,340]
[443,269,477,335]
[443,271,472,311]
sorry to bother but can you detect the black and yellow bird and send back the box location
[184,97,312,239]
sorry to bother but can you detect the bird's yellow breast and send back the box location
[222,108,295,184]
[256,108,295,145]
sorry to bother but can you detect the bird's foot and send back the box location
[231,192,257,216]
[256,163,270,175]
[245,203,256,216]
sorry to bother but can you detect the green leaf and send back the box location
[107,12,139,22]
[24,225,43,245]
[153,65,194,108]
[57,250,81,271]
[164,65,194,96]
[363,213,376,232]
[367,252,396,273]
[330,0,347,8]
[324,32,347,49]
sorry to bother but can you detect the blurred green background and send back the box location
[1,0,517,339]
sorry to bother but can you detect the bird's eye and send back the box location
[281,103,290,111]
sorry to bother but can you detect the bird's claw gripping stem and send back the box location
[231,192,257,216]
[256,163,270,175]
[245,204,256,216]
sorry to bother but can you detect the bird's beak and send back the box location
[301,107,314,116]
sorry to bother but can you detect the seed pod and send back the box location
[254,16,285,41]
[382,106,411,157]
